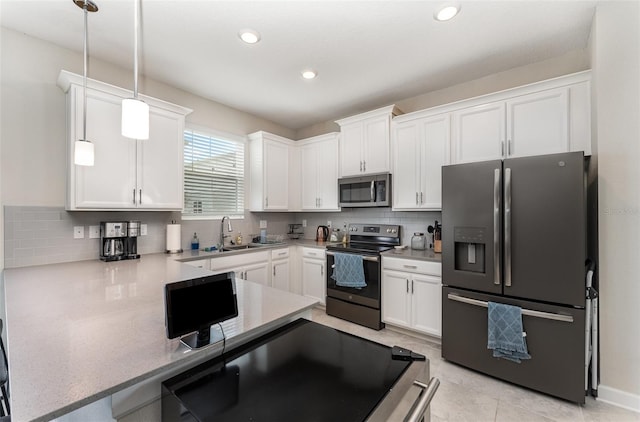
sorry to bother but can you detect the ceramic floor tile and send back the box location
[495,400,557,422]
[430,379,499,422]
[581,397,640,422]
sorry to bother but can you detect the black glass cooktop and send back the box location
[163,319,411,421]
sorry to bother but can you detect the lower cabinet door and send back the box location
[442,286,586,403]
[411,274,442,336]
[272,259,290,291]
[382,271,411,328]
[302,258,325,304]
[244,262,270,286]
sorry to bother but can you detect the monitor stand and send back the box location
[180,324,225,350]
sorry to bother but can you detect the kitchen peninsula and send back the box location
[3,254,318,421]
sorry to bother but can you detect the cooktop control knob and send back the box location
[386,228,391,233]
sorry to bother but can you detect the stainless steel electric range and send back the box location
[326,223,401,330]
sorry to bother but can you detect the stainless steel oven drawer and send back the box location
[442,287,585,403]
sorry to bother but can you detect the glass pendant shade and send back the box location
[121,98,149,139]
[74,140,95,166]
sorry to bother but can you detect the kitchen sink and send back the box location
[221,244,261,252]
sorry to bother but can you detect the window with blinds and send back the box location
[183,129,245,218]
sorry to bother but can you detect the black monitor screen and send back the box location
[165,272,239,340]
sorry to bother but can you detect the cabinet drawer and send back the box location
[271,248,290,260]
[382,257,441,276]
[210,250,270,271]
[301,247,325,259]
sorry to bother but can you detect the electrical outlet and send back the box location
[89,225,100,239]
[302,219,307,228]
[141,224,148,236]
[260,220,268,229]
[327,220,332,228]
[74,226,85,239]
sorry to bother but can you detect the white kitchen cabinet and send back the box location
[57,70,191,211]
[210,250,270,286]
[249,131,294,211]
[392,113,450,210]
[382,257,442,337]
[299,133,340,211]
[336,105,400,177]
[450,72,591,164]
[452,101,505,164]
[271,248,291,292]
[300,247,326,305]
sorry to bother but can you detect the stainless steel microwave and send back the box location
[338,173,391,207]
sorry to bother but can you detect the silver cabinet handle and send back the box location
[416,192,419,206]
[273,266,276,276]
[420,192,423,204]
[139,189,142,205]
[360,161,363,172]
[406,378,440,422]
[404,264,417,269]
[411,280,414,294]
[277,252,286,256]
[132,188,136,205]
[406,279,409,293]
[320,264,323,276]
[447,293,574,322]
[501,141,505,157]
[508,140,512,156]
[493,168,501,286]
[504,167,512,287]
[265,197,268,207]
[363,160,366,172]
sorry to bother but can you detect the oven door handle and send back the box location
[406,378,440,422]
[326,251,379,262]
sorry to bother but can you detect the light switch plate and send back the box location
[74,226,85,239]
[89,225,100,239]
[259,220,267,229]
[141,224,148,236]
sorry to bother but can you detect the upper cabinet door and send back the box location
[317,136,339,210]
[137,108,185,209]
[452,102,505,164]
[300,142,320,210]
[73,87,137,209]
[392,121,420,209]
[362,115,390,175]
[339,123,364,177]
[264,140,289,210]
[420,114,450,210]
[506,88,569,158]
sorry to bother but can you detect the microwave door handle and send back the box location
[371,180,375,202]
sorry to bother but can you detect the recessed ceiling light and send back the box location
[239,29,261,44]
[301,69,317,80]
[434,3,461,21]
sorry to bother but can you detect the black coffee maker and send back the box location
[125,221,141,260]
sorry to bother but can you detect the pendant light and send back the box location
[121,0,149,140]
[73,0,98,166]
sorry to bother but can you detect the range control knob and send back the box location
[386,228,391,233]
[391,229,397,234]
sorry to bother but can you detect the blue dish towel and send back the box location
[331,253,367,288]
[487,302,531,363]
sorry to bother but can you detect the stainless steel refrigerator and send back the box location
[441,151,588,403]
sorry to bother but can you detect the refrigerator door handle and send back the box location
[447,293,574,323]
[493,168,501,286]
[504,167,512,287]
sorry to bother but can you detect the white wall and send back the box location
[0,27,296,207]
[295,48,590,139]
[592,0,640,410]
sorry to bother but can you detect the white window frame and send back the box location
[182,125,247,220]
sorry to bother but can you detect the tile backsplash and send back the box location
[3,206,441,268]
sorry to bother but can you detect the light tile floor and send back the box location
[311,308,640,422]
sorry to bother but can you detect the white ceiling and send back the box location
[1,0,597,131]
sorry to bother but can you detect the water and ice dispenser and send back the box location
[453,227,486,274]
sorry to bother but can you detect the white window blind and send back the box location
[183,129,245,218]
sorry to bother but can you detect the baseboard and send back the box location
[597,385,640,413]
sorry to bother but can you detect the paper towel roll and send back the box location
[166,224,182,253]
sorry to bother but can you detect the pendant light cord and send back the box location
[82,0,89,141]
[133,0,139,99]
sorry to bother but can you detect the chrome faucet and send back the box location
[220,216,233,248]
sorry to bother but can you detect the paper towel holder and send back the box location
[166,221,183,254]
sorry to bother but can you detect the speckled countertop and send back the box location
[3,253,318,422]
[174,239,338,262]
[382,247,443,262]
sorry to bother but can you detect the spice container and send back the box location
[411,232,426,250]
